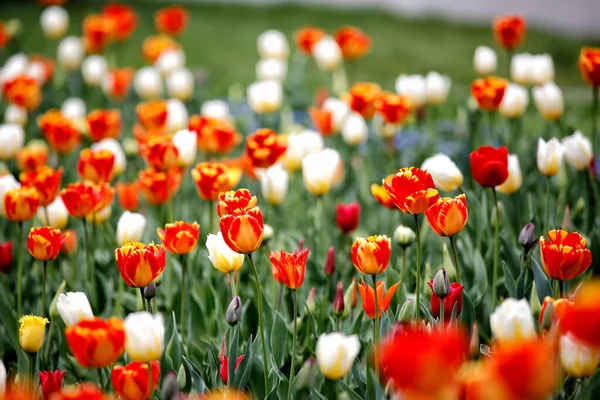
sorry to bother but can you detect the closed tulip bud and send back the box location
[302,148,341,196]
[341,112,368,146]
[0,241,12,274]
[473,46,497,75]
[539,297,555,330]
[167,68,195,101]
[161,372,181,400]
[432,269,450,298]
[531,54,555,85]
[395,74,426,108]
[39,370,65,400]
[496,154,523,195]
[499,83,529,119]
[562,130,593,170]
[247,80,283,114]
[537,138,563,177]
[116,211,147,246]
[133,67,163,101]
[518,222,537,254]
[226,296,242,326]
[256,58,287,82]
[333,282,345,316]
[0,124,24,161]
[81,55,107,88]
[295,358,317,391]
[490,298,536,341]
[172,129,197,167]
[316,333,360,380]
[420,153,463,192]
[144,282,157,301]
[510,53,533,85]
[394,225,416,248]
[312,36,342,72]
[559,333,600,378]
[165,99,188,134]
[207,232,245,274]
[323,97,350,132]
[61,97,87,121]
[258,30,289,60]
[155,49,186,77]
[263,223,274,243]
[56,292,93,327]
[533,82,564,121]
[342,279,355,320]
[40,6,69,40]
[57,37,84,72]
[91,138,127,177]
[324,246,336,276]
[19,314,49,353]
[124,312,165,362]
[306,288,316,313]
[425,72,451,105]
[398,298,415,322]
[260,164,288,205]
[201,100,230,120]
[5,105,28,127]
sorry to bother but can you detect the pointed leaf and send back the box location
[531,258,552,304]
[270,311,287,368]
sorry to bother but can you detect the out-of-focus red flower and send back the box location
[116,182,139,212]
[334,26,371,60]
[347,82,381,119]
[82,14,115,53]
[104,68,134,101]
[471,76,508,112]
[493,15,526,51]
[578,47,600,87]
[4,187,40,222]
[469,146,509,188]
[324,246,336,276]
[103,3,137,42]
[141,136,179,171]
[0,21,12,49]
[558,280,600,347]
[138,167,182,206]
[77,148,115,183]
[220,204,264,254]
[87,109,122,142]
[111,361,159,400]
[65,318,125,368]
[268,249,309,289]
[136,100,168,136]
[52,383,111,400]
[539,229,592,281]
[59,182,105,218]
[217,189,257,217]
[2,75,42,111]
[245,129,288,169]
[427,281,464,321]
[375,92,412,125]
[336,202,360,234]
[141,35,180,64]
[27,226,67,261]
[155,5,189,36]
[20,166,63,207]
[38,109,81,155]
[294,26,326,55]
[191,162,233,201]
[39,370,66,400]
[0,241,12,273]
[425,194,468,237]
[358,279,399,319]
[383,167,440,214]
[61,230,77,255]
[17,142,49,172]
[351,235,391,275]
[309,107,335,136]
[188,116,242,154]
[157,221,200,255]
[218,355,244,385]
[539,296,573,328]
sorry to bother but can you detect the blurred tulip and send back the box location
[170,129,197,167]
[61,230,77,255]
[217,189,257,217]
[188,115,241,154]
[115,242,166,288]
[562,130,593,170]
[60,97,86,122]
[91,138,126,177]
[157,221,200,255]
[39,370,65,400]
[142,34,179,64]
[19,314,48,353]
[5,104,28,127]
[316,333,360,380]
[133,66,162,100]
[258,30,289,60]
[77,148,115,183]
[425,194,468,237]
[57,36,84,72]
[268,248,309,289]
[124,312,165,362]
[165,98,188,133]
[191,162,233,201]
[155,48,186,77]
[103,3,137,42]
[155,5,188,36]
[537,138,563,176]
[81,55,107,88]
[59,182,103,218]
[219,355,244,386]
[499,83,529,119]
[309,107,334,136]
[207,232,245,274]
[116,182,139,212]
[493,15,526,50]
[82,14,113,53]
[4,187,40,221]
[420,153,463,192]
[56,292,93,327]
[65,317,125,367]
[86,109,121,142]
[260,164,288,205]
[395,74,426,108]
[220,206,264,254]
[558,280,600,347]
[40,6,68,40]
[0,241,12,273]
[334,26,371,60]
[85,203,112,225]
[17,141,48,172]
[137,99,167,135]
[358,279,399,319]
[53,383,107,399]
[428,280,464,321]
[496,154,522,195]
[533,82,564,121]
[138,167,181,205]
[384,167,440,214]
[201,100,230,120]
[2,75,42,111]
[294,26,326,55]
[425,71,451,105]
[469,145,509,187]
[0,123,24,161]
[27,226,66,261]
[0,174,20,217]
[111,361,159,400]
[490,298,536,341]
[559,333,600,378]
[578,47,600,87]
[394,225,415,248]
[530,54,555,85]
[471,76,508,112]
[38,109,81,155]
[281,129,323,172]
[256,58,286,82]
[351,235,391,275]
[247,80,283,114]
[336,202,360,234]
[116,211,146,246]
[473,45,497,75]
[246,129,287,169]
[347,82,381,119]
[167,67,195,101]
[301,148,340,196]
[141,136,179,172]
[103,68,134,101]
[323,97,350,132]
[370,175,395,209]
[375,91,412,127]
[539,229,592,281]
[312,36,342,72]
[341,112,368,145]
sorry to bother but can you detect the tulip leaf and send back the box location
[459,290,476,336]
[182,355,207,394]
[351,312,363,335]
[228,326,239,387]
[471,249,488,306]
[338,379,363,400]
[166,311,182,369]
[579,368,600,400]
[502,261,517,298]
[351,360,367,397]
[234,335,254,389]
[0,277,18,349]
[531,257,552,304]
[367,369,385,400]
[270,311,287,368]
[206,342,220,388]
[311,389,328,400]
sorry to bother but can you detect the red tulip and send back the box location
[219,355,244,385]
[39,370,66,400]
[0,241,12,273]
[427,281,464,321]
[336,202,360,234]
[469,146,509,188]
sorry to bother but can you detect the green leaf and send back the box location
[471,249,489,306]
[166,312,182,371]
[234,335,254,389]
[531,258,552,304]
[338,379,363,400]
[182,355,207,394]
[228,326,239,387]
[502,261,517,298]
[311,389,328,400]
[367,369,385,400]
[351,312,363,335]
[0,277,18,350]
[579,368,600,399]
[459,290,475,336]
[270,311,287,368]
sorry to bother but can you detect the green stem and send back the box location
[27,352,35,380]
[372,274,380,377]
[491,189,501,309]
[545,177,551,232]
[229,271,237,299]
[592,86,598,138]
[440,297,445,329]
[553,279,561,299]
[82,218,91,293]
[140,288,146,312]
[41,260,47,318]
[287,289,297,400]
[414,214,422,322]
[400,247,407,296]
[449,236,461,283]
[209,200,215,234]
[98,368,105,390]
[17,221,24,318]
[249,253,269,394]
[43,319,55,369]
[180,254,186,345]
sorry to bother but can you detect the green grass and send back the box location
[4,1,599,98]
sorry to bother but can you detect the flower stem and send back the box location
[98,368,105,390]
[229,271,237,299]
[209,200,216,234]
[491,188,501,309]
[41,260,47,318]
[287,289,297,400]
[140,288,146,312]
[180,254,186,345]
[43,319,54,369]
[553,279,561,299]
[27,352,34,380]
[147,362,154,397]
[592,86,598,138]
[400,247,407,295]
[16,221,24,318]
[545,177,551,233]
[249,253,269,394]
[82,218,91,293]
[449,236,461,283]
[414,214,422,323]
[372,274,380,377]
[440,297,445,329]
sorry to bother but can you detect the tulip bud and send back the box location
[167,68,195,101]
[432,269,450,299]
[57,36,84,72]
[420,153,464,192]
[247,80,283,114]
[518,223,537,255]
[263,224,274,243]
[165,99,189,134]
[4,105,27,127]
[539,297,555,331]
[81,55,107,88]
[306,288,316,313]
[398,298,415,322]
[499,83,529,119]
[48,280,66,319]
[316,333,360,380]
[161,372,181,400]
[469,323,479,358]
[133,67,163,100]
[40,6,69,40]
[323,247,336,276]
[312,36,342,72]
[144,282,157,301]
[394,225,416,248]
[155,49,186,77]
[0,123,25,161]
[256,58,287,82]
[341,279,356,320]
[226,296,242,326]
[294,358,317,391]
[258,30,289,59]
[333,282,345,316]
[473,46,497,75]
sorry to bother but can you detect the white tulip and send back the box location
[155,49,186,77]
[312,36,342,72]
[499,83,529,119]
[559,333,600,378]
[133,67,163,101]
[40,6,69,40]
[316,333,360,380]
[4,104,27,127]
[302,148,340,196]
[116,211,147,246]
[510,53,533,85]
[256,58,287,82]
[533,82,564,121]
[421,153,463,192]
[0,359,5,396]
[61,97,86,121]
[260,164,289,205]
[282,129,324,172]
[341,112,368,146]
[166,68,194,102]
[497,154,522,195]
[25,60,47,85]
[165,99,188,133]
[395,74,426,108]
[425,72,451,105]
[473,46,497,75]
[257,30,289,60]
[490,298,536,341]
[92,138,126,176]
[57,36,84,72]
[530,54,555,86]
[0,175,20,217]
[0,124,24,160]
[124,312,165,362]
[172,129,197,166]
[81,55,107,87]
[537,138,563,177]
[323,97,350,132]
[201,100,230,120]
[247,80,282,114]
[0,54,29,86]
[56,292,94,327]
[206,232,245,273]
[37,197,69,229]
[394,225,416,247]
[562,131,593,170]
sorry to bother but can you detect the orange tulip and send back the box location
[220,206,264,254]
[141,136,179,171]
[141,35,180,64]
[17,142,49,172]
[60,182,104,218]
[358,279,399,319]
[539,229,592,281]
[2,75,42,111]
[0,21,11,50]
[351,235,391,275]
[578,47,600,87]
[38,110,81,155]
[138,167,182,205]
[347,82,381,119]
[61,229,77,255]
[104,68,134,101]
[136,100,168,136]
[87,109,122,142]
[116,182,140,211]
[309,107,335,136]
[82,14,115,53]
[95,182,115,211]
[425,194,468,237]
[155,5,189,36]
[0,384,39,400]
[493,15,526,51]
[157,221,200,255]
[103,3,137,42]
[77,148,115,183]
[294,26,326,55]
[188,115,242,154]
[52,383,110,400]
[111,361,159,400]
[245,129,288,169]
[539,296,573,328]
[558,280,600,347]
[383,167,440,214]
[334,26,371,60]
[370,175,396,209]
[4,187,40,222]
[65,317,125,368]
[27,226,67,261]
[471,76,508,112]
[114,242,166,287]
[191,162,233,201]
[268,249,309,289]
[375,92,412,125]
[217,189,257,217]
[20,166,63,207]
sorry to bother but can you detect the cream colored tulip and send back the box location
[81,55,107,88]
[124,312,165,362]
[206,232,245,274]
[134,67,163,100]
[166,68,195,101]
[533,82,564,121]
[341,112,368,146]
[57,36,84,72]
[473,46,497,75]
[172,129,197,166]
[201,100,230,120]
[257,30,289,60]
[395,74,426,108]
[421,154,463,192]
[537,138,563,177]
[0,123,24,161]
[256,58,287,82]
[56,292,94,327]
[282,130,324,172]
[40,6,68,40]
[499,83,529,119]
[247,80,282,114]
[37,197,69,229]
[497,154,522,195]
[116,211,147,246]
[61,97,86,121]
[562,131,593,170]
[490,298,536,341]
[312,36,342,72]
[559,333,600,378]
[165,99,189,133]
[323,97,350,132]
[425,72,451,105]
[302,149,340,196]
[4,104,27,127]
[155,49,186,77]
[316,333,360,380]
[260,164,288,205]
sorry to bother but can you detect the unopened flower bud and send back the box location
[398,298,416,322]
[432,269,450,298]
[518,222,537,255]
[394,225,416,248]
[333,282,345,316]
[469,323,479,358]
[161,372,181,400]
[219,332,227,358]
[350,276,357,308]
[263,224,274,243]
[490,201,504,228]
[342,279,356,320]
[297,237,305,251]
[540,296,556,331]
[226,296,242,326]
[143,282,156,300]
[306,288,316,313]
[324,247,335,276]
[295,358,317,391]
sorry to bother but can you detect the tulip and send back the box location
[562,131,593,170]
[86,109,121,142]
[91,138,127,177]
[115,242,166,288]
[166,68,195,101]
[425,194,468,237]
[19,314,48,354]
[77,148,115,183]
[335,26,371,60]
[533,82,564,121]
[0,123,24,160]
[57,36,84,72]
[39,370,65,400]
[0,54,29,85]
[341,112,368,145]
[124,312,165,362]
[5,104,27,127]
[2,75,42,112]
[316,333,360,380]
[496,154,523,195]
[358,279,399,319]
[27,226,66,262]
[347,82,381,119]
[336,202,360,234]
[469,145,509,188]
[323,97,350,132]
[60,97,86,121]
[172,129,197,167]
[207,232,245,276]
[559,333,600,379]
[246,129,287,169]
[38,109,82,155]
[394,225,415,248]
[103,68,135,101]
[559,280,600,348]
[281,129,323,172]
[65,317,125,367]
[155,49,186,77]
[0,175,20,217]
[420,153,463,192]
[294,26,326,55]
[302,148,341,196]
[165,99,188,134]
[155,5,188,36]
[312,36,343,72]
[247,80,283,114]
[219,355,244,385]
[218,189,257,217]
[309,107,334,136]
[395,74,426,108]
[141,136,179,171]
[191,162,233,201]
[103,3,137,41]
[137,99,168,134]
[188,116,241,155]
[116,182,139,212]
[578,47,600,88]
[510,53,532,85]
[493,15,526,51]
[428,280,464,321]
[138,167,182,206]
[537,138,563,177]
[40,6,68,40]
[60,182,103,219]
[111,361,160,400]
[471,76,508,112]
[4,187,40,222]
[268,249,309,289]
[201,100,231,120]
[425,72,451,105]
[260,164,288,205]
[56,292,93,327]
[220,206,264,254]
[375,92,412,127]
[351,235,391,275]
[258,30,289,59]
[0,241,12,274]
[256,58,287,82]
[490,298,536,341]
[323,246,336,276]
[133,66,162,100]
[384,167,440,214]
[531,54,555,85]
[81,55,107,87]
[473,46,497,75]
[61,230,77,255]
[539,229,592,281]
[499,83,529,119]
[116,211,147,246]
[431,268,450,298]
[157,221,200,255]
